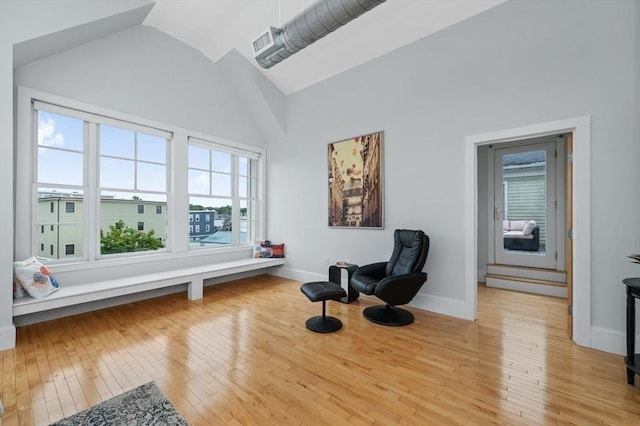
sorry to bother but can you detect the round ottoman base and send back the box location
[305,315,343,333]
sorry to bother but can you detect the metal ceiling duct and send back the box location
[252,0,387,69]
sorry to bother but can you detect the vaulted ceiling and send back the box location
[143,0,506,94]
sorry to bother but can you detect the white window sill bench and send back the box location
[13,257,285,317]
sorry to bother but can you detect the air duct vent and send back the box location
[251,27,281,59]
[252,0,387,69]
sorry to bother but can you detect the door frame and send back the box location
[464,116,591,348]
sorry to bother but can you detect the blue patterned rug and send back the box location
[50,382,188,425]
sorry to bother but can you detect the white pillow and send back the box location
[503,220,510,231]
[13,256,59,299]
[510,220,528,231]
[523,220,536,235]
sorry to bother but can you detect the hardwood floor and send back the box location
[1,275,639,425]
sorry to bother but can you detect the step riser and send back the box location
[487,264,566,283]
[485,276,567,298]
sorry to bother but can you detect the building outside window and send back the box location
[65,244,75,255]
[137,204,144,214]
[156,205,162,214]
[138,222,144,231]
[65,201,75,213]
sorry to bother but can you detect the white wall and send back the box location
[268,0,640,347]
[15,26,265,145]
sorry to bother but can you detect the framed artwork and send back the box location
[328,131,383,228]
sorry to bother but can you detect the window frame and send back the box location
[16,87,266,268]
[35,102,171,261]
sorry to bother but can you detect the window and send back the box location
[188,139,259,247]
[30,100,171,261]
[195,224,200,233]
[19,90,264,265]
[100,124,168,255]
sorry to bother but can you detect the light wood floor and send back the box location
[1,275,639,425]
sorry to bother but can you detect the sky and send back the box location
[329,136,364,184]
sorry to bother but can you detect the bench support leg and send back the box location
[188,277,203,300]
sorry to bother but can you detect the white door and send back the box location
[494,140,561,269]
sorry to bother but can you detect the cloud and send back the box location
[188,171,210,194]
[38,116,64,147]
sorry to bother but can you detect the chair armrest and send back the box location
[355,262,388,278]
[375,272,428,306]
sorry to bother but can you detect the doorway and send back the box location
[484,136,567,298]
[464,116,592,348]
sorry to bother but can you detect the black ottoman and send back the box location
[300,281,347,333]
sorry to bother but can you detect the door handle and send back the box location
[495,207,502,221]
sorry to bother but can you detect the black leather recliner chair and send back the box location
[350,229,429,326]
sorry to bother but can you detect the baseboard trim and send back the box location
[0,324,16,350]
[411,292,470,320]
[270,267,325,284]
[590,326,627,356]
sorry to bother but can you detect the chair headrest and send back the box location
[386,229,430,276]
